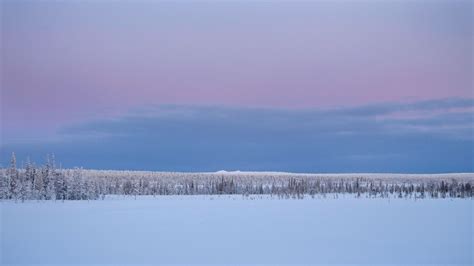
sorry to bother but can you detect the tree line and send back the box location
[0,153,102,201]
[0,153,472,201]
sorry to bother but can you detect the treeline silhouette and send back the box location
[1,153,472,201]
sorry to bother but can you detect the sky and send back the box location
[1,0,473,172]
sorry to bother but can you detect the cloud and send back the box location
[58,97,473,139]
[1,98,473,172]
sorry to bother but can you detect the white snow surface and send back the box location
[1,195,472,265]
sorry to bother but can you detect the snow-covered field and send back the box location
[1,195,472,265]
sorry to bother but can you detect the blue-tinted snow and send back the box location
[1,196,472,265]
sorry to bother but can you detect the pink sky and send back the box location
[2,1,472,136]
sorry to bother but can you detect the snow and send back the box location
[1,196,472,265]
[216,170,242,174]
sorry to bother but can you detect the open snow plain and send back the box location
[1,195,472,265]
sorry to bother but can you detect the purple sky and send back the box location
[1,1,473,172]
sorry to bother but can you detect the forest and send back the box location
[1,153,472,201]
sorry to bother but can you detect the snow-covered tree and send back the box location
[54,172,67,201]
[33,167,44,200]
[0,172,10,199]
[8,153,20,200]
[1,153,472,201]
[23,158,36,200]
[69,168,83,200]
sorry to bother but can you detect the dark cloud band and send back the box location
[1,98,472,173]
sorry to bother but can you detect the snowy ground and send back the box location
[1,195,472,265]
